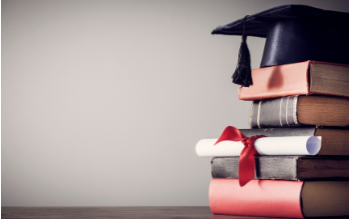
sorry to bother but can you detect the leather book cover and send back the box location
[238,60,349,100]
[249,96,300,128]
[249,95,349,128]
[211,156,349,180]
[209,179,304,218]
[238,61,310,101]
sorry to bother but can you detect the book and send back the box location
[211,156,349,180]
[239,126,349,155]
[209,179,349,218]
[238,60,349,100]
[249,95,349,128]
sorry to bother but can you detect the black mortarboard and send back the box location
[212,5,349,87]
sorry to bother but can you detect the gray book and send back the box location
[211,156,349,180]
[249,95,349,128]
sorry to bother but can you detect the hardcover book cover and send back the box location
[238,61,349,100]
[209,179,349,218]
[211,156,349,180]
[249,95,349,128]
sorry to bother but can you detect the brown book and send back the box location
[239,127,349,156]
[211,156,349,180]
[239,61,349,100]
[249,95,349,128]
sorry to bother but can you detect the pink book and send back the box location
[209,179,349,218]
[238,61,349,100]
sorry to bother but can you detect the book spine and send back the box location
[211,157,298,180]
[212,157,349,180]
[209,179,304,218]
[249,96,301,128]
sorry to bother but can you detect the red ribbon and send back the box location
[214,126,266,187]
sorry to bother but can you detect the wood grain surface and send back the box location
[1,207,347,219]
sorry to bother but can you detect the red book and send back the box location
[238,61,349,100]
[209,179,349,218]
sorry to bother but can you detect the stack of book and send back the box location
[196,4,349,218]
[196,61,349,218]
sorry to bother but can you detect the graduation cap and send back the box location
[212,4,349,87]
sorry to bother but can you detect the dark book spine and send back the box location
[249,96,301,128]
[212,156,349,180]
[297,157,349,179]
[211,156,299,180]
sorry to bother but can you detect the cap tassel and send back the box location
[232,16,252,87]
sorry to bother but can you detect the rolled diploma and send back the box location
[196,136,321,157]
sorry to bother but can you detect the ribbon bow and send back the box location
[214,126,266,187]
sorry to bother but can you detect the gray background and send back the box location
[2,0,348,206]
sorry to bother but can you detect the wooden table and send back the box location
[1,207,347,219]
